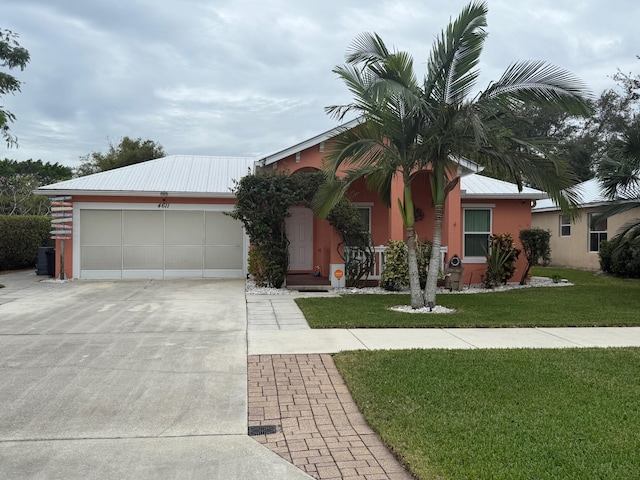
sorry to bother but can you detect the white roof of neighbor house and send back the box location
[460,174,547,200]
[533,177,631,212]
[36,155,256,197]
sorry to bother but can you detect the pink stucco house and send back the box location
[37,121,545,285]
[257,121,547,287]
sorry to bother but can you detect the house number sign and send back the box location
[158,201,170,208]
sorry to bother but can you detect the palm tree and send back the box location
[414,2,592,304]
[315,1,592,308]
[313,34,428,308]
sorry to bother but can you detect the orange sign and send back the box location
[334,269,344,279]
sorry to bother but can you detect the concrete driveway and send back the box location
[0,271,310,479]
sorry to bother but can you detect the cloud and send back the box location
[1,0,639,167]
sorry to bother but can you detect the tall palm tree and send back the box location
[415,1,592,304]
[313,33,428,308]
[315,1,592,308]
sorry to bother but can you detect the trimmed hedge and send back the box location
[0,216,53,271]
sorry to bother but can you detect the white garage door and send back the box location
[78,208,245,279]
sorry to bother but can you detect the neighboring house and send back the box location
[37,124,546,285]
[256,122,546,286]
[36,155,255,280]
[532,178,640,270]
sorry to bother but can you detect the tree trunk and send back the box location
[424,203,444,305]
[519,261,532,285]
[406,226,425,309]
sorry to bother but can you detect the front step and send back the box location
[286,284,333,292]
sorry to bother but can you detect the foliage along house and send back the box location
[532,177,640,270]
[256,121,546,286]
[37,122,546,285]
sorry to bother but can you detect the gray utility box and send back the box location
[444,254,464,291]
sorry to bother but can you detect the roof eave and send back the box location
[461,193,547,200]
[532,199,636,213]
[34,189,236,199]
[257,118,362,167]
[453,157,484,175]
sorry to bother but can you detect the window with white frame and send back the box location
[588,214,607,252]
[560,215,571,237]
[464,208,491,258]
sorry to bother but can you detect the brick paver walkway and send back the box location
[247,354,413,480]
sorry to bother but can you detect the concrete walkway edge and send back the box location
[249,326,640,355]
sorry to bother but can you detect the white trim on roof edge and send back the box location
[35,189,236,198]
[257,118,362,166]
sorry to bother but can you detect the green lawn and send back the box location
[334,348,640,479]
[296,268,640,328]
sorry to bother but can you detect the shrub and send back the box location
[518,228,551,285]
[484,233,521,288]
[599,219,640,278]
[380,239,432,291]
[0,215,52,271]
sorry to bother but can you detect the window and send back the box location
[356,206,371,233]
[560,215,571,237]
[588,214,607,252]
[464,209,491,258]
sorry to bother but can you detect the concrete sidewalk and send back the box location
[247,293,640,354]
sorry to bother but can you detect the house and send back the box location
[256,122,546,286]
[37,123,546,285]
[532,178,640,270]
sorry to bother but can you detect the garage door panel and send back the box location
[204,246,243,269]
[81,210,121,246]
[123,246,163,270]
[80,208,244,279]
[205,212,242,245]
[165,211,203,245]
[81,246,122,270]
[165,246,203,269]
[123,211,163,245]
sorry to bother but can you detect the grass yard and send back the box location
[296,268,640,328]
[334,348,640,479]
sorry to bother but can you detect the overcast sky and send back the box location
[2,0,639,169]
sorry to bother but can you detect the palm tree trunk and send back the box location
[406,226,425,309]
[402,183,425,309]
[424,203,444,304]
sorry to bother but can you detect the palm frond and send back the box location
[596,128,640,200]
[481,61,593,116]
[345,32,390,66]
[593,200,640,223]
[424,1,488,104]
[609,218,640,261]
[312,177,350,219]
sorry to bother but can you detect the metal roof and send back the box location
[460,174,547,200]
[532,177,638,212]
[36,155,256,197]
